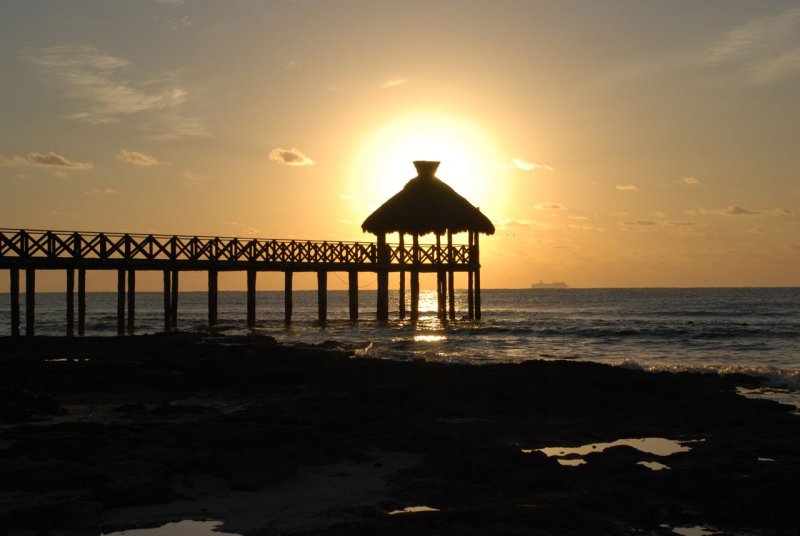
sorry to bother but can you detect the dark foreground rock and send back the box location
[1,334,798,535]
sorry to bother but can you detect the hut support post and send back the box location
[78,269,86,336]
[10,268,20,337]
[208,268,218,327]
[348,271,358,322]
[475,233,481,320]
[163,270,171,332]
[398,234,406,319]
[25,268,35,336]
[66,268,75,337]
[170,270,179,329]
[284,271,293,324]
[376,233,389,322]
[247,268,256,328]
[127,269,135,334]
[436,234,445,319]
[317,271,327,325]
[411,234,419,321]
[447,230,455,320]
[116,269,125,335]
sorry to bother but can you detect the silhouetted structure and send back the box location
[362,161,495,321]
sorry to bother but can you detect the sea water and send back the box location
[1,288,798,387]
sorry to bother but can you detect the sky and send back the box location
[1,0,799,290]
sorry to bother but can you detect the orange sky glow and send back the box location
[1,1,799,291]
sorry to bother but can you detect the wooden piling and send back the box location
[246,268,256,328]
[348,270,358,322]
[411,234,420,321]
[317,271,327,325]
[436,234,444,319]
[78,269,86,336]
[25,268,35,336]
[284,271,293,324]
[447,230,455,320]
[127,269,136,334]
[377,233,389,322]
[163,269,171,332]
[10,268,20,337]
[398,234,406,319]
[66,268,75,337]
[208,268,218,327]
[475,233,481,320]
[116,269,125,335]
[170,270,179,329]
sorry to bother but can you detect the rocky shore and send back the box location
[1,334,799,535]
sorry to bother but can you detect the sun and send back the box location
[351,114,506,230]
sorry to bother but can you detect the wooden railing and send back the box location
[0,228,473,269]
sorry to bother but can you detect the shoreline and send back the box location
[2,334,799,534]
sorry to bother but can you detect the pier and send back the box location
[0,227,483,335]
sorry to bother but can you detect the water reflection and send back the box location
[103,520,240,536]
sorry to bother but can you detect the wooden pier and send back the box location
[0,228,483,336]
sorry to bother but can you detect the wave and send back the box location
[618,359,800,390]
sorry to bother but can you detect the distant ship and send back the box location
[531,280,568,289]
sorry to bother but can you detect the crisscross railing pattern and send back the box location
[0,228,474,268]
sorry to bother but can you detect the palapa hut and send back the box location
[362,160,495,321]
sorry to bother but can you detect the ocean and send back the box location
[1,288,798,384]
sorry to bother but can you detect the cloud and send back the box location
[681,176,701,185]
[705,6,800,83]
[622,220,658,227]
[22,44,206,136]
[726,205,761,216]
[269,147,314,166]
[183,170,210,186]
[153,0,186,4]
[116,149,159,166]
[694,205,792,217]
[534,202,565,210]
[1,151,93,169]
[788,243,800,252]
[379,78,408,89]
[615,184,639,191]
[285,61,301,70]
[83,188,119,195]
[498,158,554,172]
[53,171,68,178]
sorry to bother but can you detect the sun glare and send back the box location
[351,115,506,227]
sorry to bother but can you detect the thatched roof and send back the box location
[361,161,495,236]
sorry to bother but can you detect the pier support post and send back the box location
[348,271,358,322]
[163,270,171,332]
[66,268,75,337]
[284,271,293,324]
[78,269,86,336]
[398,234,406,319]
[10,268,20,337]
[246,268,256,328]
[475,233,481,320]
[376,233,389,322]
[117,269,125,335]
[436,234,445,320]
[170,270,179,329]
[25,268,35,336]
[447,231,455,321]
[467,269,474,320]
[411,234,419,321]
[317,271,327,325]
[127,269,136,334]
[208,268,218,327]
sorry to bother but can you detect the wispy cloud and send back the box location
[83,188,119,195]
[22,44,207,137]
[379,78,408,89]
[182,170,210,186]
[681,176,701,185]
[285,60,301,70]
[534,202,566,210]
[116,149,159,166]
[498,158,554,172]
[615,184,638,191]
[269,147,314,166]
[1,151,93,169]
[695,205,792,217]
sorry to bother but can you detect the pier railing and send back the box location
[0,228,473,270]
[1,227,483,336]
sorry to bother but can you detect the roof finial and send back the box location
[413,160,440,178]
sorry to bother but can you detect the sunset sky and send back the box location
[1,1,799,290]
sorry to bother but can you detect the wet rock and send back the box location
[222,451,298,491]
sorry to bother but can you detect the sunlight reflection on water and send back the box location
[103,520,240,536]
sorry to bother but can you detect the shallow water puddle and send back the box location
[671,525,718,536]
[103,520,240,535]
[524,437,699,468]
[388,505,440,515]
